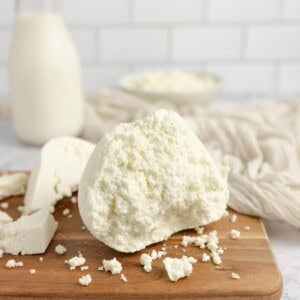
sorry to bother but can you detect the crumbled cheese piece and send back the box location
[157,250,167,258]
[0,202,9,209]
[161,247,166,251]
[17,205,24,213]
[102,258,122,275]
[181,235,206,248]
[195,226,204,235]
[140,253,153,272]
[62,208,70,216]
[65,255,86,270]
[150,249,158,260]
[231,272,240,279]
[163,256,197,282]
[81,226,86,231]
[0,249,3,258]
[67,214,73,218]
[0,172,28,200]
[182,248,186,252]
[98,266,104,271]
[201,253,210,262]
[71,196,77,204]
[78,274,92,286]
[39,257,43,262]
[6,259,23,268]
[55,244,67,255]
[0,209,57,255]
[222,210,229,218]
[230,214,237,223]
[174,245,178,249]
[230,229,241,239]
[211,252,222,265]
[80,265,89,271]
[29,269,36,275]
[120,273,128,282]
[243,226,250,231]
[78,110,229,253]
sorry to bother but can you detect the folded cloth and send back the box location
[82,90,300,228]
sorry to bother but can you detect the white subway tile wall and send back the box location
[0,0,300,99]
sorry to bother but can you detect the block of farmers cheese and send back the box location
[0,208,57,255]
[79,109,229,253]
[24,137,95,214]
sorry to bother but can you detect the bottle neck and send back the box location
[15,0,60,14]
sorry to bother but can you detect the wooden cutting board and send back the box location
[0,193,282,299]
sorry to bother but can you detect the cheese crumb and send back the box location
[62,208,70,216]
[79,274,92,286]
[201,253,210,262]
[231,272,240,279]
[230,214,237,223]
[150,249,158,260]
[81,226,86,231]
[230,229,241,239]
[6,259,23,268]
[163,256,197,282]
[39,257,43,262]
[17,205,24,213]
[195,226,204,235]
[65,255,86,270]
[223,210,229,218]
[71,196,77,204]
[55,244,67,255]
[211,252,222,265]
[243,226,250,231]
[140,253,153,272]
[80,265,89,271]
[0,202,9,209]
[29,269,36,275]
[120,273,128,282]
[102,258,122,275]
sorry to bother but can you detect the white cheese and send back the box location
[55,244,67,255]
[120,273,127,282]
[222,210,229,218]
[243,226,250,231]
[39,257,43,262]
[231,272,240,279]
[80,265,89,271]
[0,202,9,209]
[230,214,237,223]
[163,256,197,282]
[29,269,36,275]
[79,110,229,253]
[195,226,204,235]
[0,211,12,226]
[6,259,23,268]
[0,209,57,255]
[230,229,241,239]
[140,253,153,272]
[201,253,210,262]
[0,248,3,258]
[157,250,167,258]
[62,208,70,216]
[65,255,86,270]
[71,196,77,204]
[78,274,92,286]
[0,173,28,200]
[211,252,222,265]
[102,258,122,275]
[24,137,95,214]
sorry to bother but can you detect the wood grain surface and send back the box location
[0,193,282,299]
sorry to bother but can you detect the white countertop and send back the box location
[0,116,299,299]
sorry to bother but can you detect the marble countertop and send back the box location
[0,116,299,299]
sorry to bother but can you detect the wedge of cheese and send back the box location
[0,209,57,255]
[79,109,229,253]
[24,137,95,214]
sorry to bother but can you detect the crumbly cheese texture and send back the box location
[78,274,92,286]
[65,255,86,270]
[79,109,229,253]
[24,137,95,214]
[163,256,197,282]
[0,211,13,226]
[0,172,28,200]
[0,209,57,255]
[102,258,122,275]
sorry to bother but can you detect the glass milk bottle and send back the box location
[9,0,84,145]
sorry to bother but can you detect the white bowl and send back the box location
[119,71,221,105]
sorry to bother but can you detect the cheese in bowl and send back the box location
[119,69,221,105]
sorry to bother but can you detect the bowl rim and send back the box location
[119,70,222,96]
